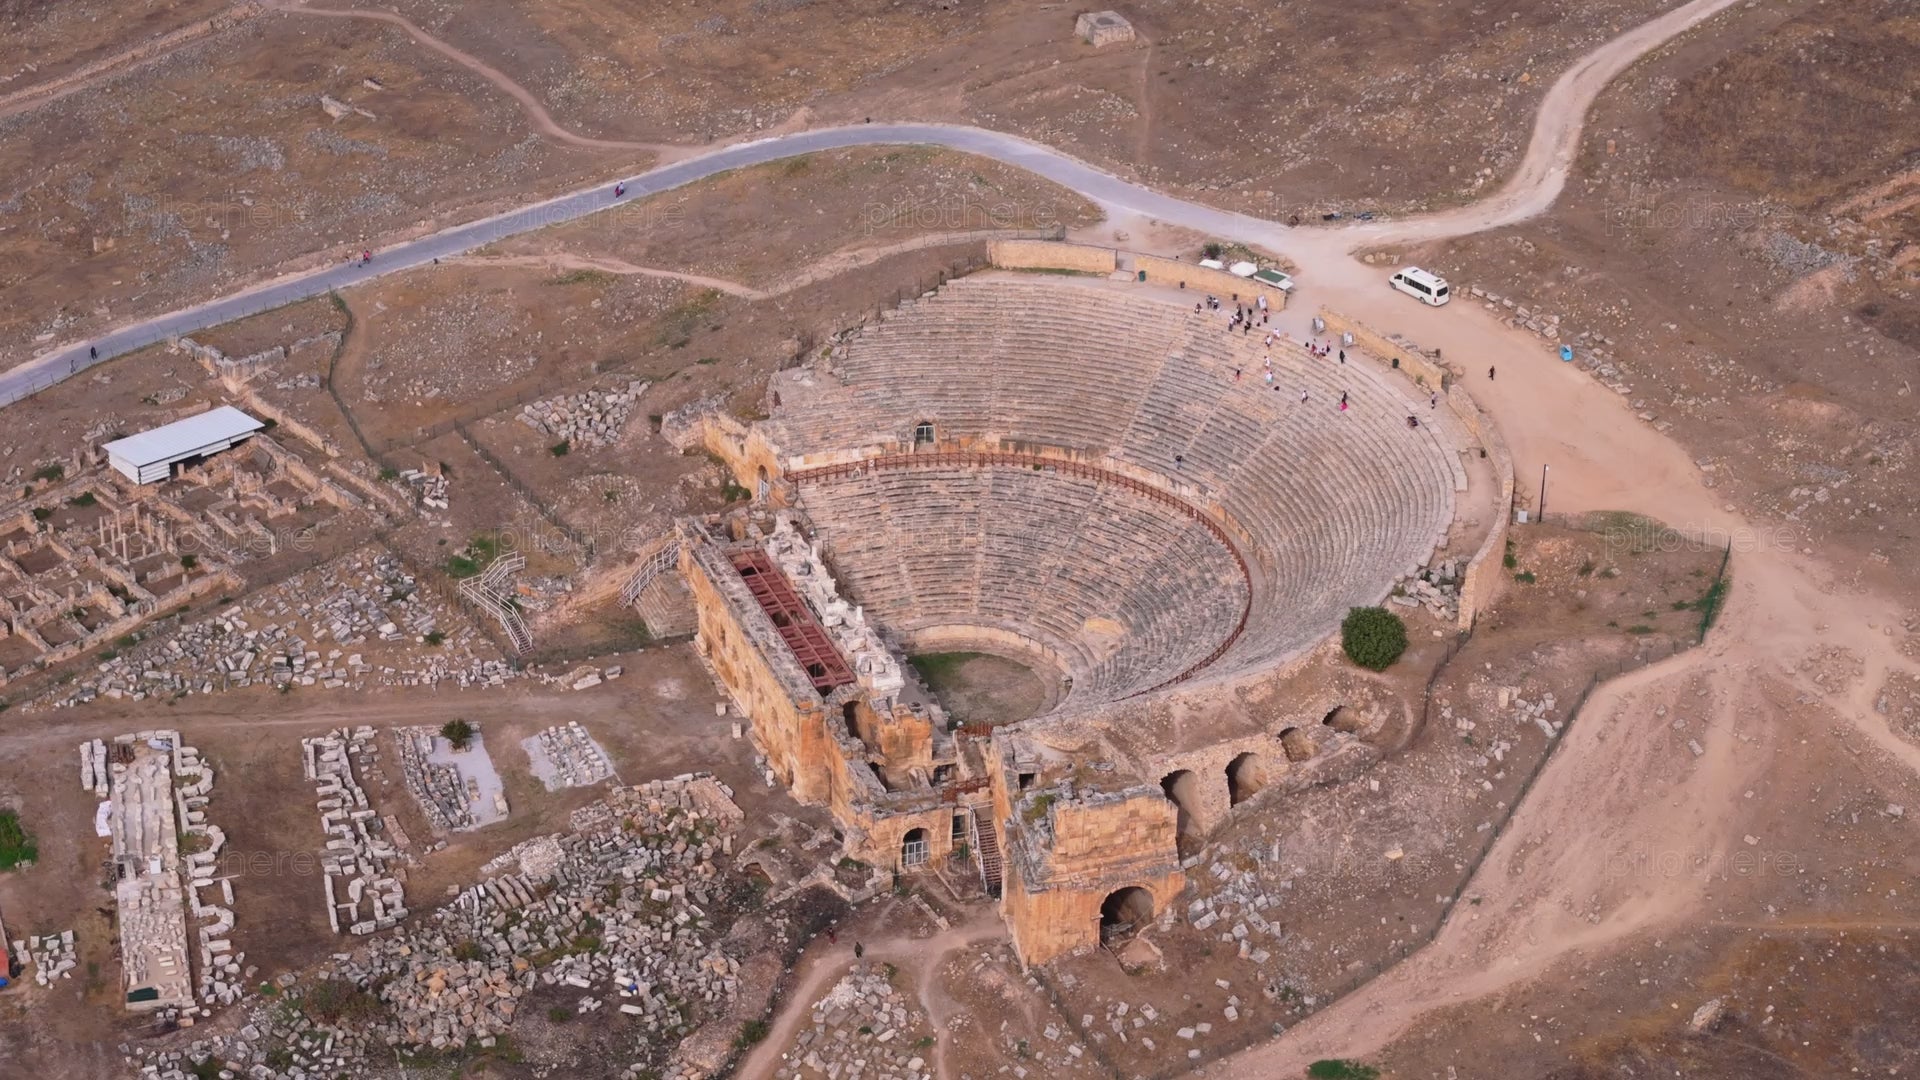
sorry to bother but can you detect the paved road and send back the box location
[2,0,1744,409]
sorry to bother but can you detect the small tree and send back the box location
[1340,606,1407,671]
[441,719,475,750]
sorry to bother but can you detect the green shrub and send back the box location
[1340,606,1407,671]
[733,1019,770,1049]
[1307,1061,1379,1080]
[31,507,52,522]
[550,440,571,457]
[1513,570,1536,584]
[68,491,97,508]
[32,463,63,483]
[441,719,475,750]
[424,630,446,647]
[0,809,39,870]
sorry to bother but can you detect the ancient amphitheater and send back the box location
[769,276,1465,705]
[672,263,1502,962]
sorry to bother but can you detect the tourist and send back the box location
[1264,332,1274,348]
[1300,388,1309,403]
[1174,454,1184,470]
[854,942,864,959]
[89,345,98,360]
[1338,349,1346,364]
[1340,391,1348,408]
[1406,415,1419,429]
[1488,365,1496,381]
[1242,320,1251,334]
[1234,367,1243,382]
[1430,392,1438,408]
[1263,369,1274,385]
[1257,295,1268,313]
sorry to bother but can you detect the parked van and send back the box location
[1389,267,1451,306]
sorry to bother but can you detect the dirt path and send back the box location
[458,227,1055,300]
[735,912,1008,1080]
[0,3,263,121]
[267,0,686,158]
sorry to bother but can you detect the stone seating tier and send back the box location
[775,277,1460,703]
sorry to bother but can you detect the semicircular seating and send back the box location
[772,276,1460,708]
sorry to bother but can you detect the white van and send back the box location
[1389,267,1451,306]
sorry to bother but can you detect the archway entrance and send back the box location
[1099,886,1155,945]
[1160,769,1201,854]
[1225,752,1266,806]
[1279,728,1314,763]
[755,465,770,501]
[1323,705,1361,733]
[901,827,930,870]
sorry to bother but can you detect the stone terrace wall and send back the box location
[987,240,1116,275]
[1318,307,1514,629]
[1133,254,1288,309]
[985,241,1289,310]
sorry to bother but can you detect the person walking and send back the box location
[1338,349,1346,364]
[1488,365,1496,381]
[1430,392,1438,408]
[89,345,98,360]
[1299,388,1309,403]
[853,942,864,959]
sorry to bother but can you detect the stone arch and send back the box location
[901,827,930,869]
[1279,728,1314,763]
[1099,886,1155,944]
[755,465,770,501]
[1322,705,1361,733]
[1225,752,1266,806]
[1160,769,1201,852]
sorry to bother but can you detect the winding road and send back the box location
[1,0,1744,409]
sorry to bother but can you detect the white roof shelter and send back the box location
[103,406,264,485]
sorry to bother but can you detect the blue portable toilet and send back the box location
[1559,344,1574,362]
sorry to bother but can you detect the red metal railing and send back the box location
[787,450,1252,696]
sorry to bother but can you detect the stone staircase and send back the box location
[972,812,1003,898]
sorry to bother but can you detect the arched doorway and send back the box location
[1160,769,1200,853]
[901,827,930,869]
[1225,752,1266,806]
[1099,886,1155,945]
[1323,706,1361,734]
[1279,728,1314,763]
[755,465,770,502]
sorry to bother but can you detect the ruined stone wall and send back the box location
[997,783,1186,964]
[1318,307,1514,629]
[692,412,791,505]
[987,240,1116,275]
[681,541,835,802]
[1133,255,1288,310]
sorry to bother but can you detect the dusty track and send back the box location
[734,913,1008,1080]
[265,0,683,158]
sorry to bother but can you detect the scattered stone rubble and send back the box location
[174,740,248,1006]
[523,721,616,790]
[95,730,239,1013]
[395,725,502,831]
[519,379,649,449]
[776,963,932,1080]
[19,930,77,986]
[1391,558,1463,620]
[1465,285,1635,396]
[41,548,511,708]
[303,727,409,935]
[129,776,750,1080]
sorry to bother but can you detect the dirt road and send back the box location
[734,913,1008,1080]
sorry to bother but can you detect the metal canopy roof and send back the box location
[103,406,264,483]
